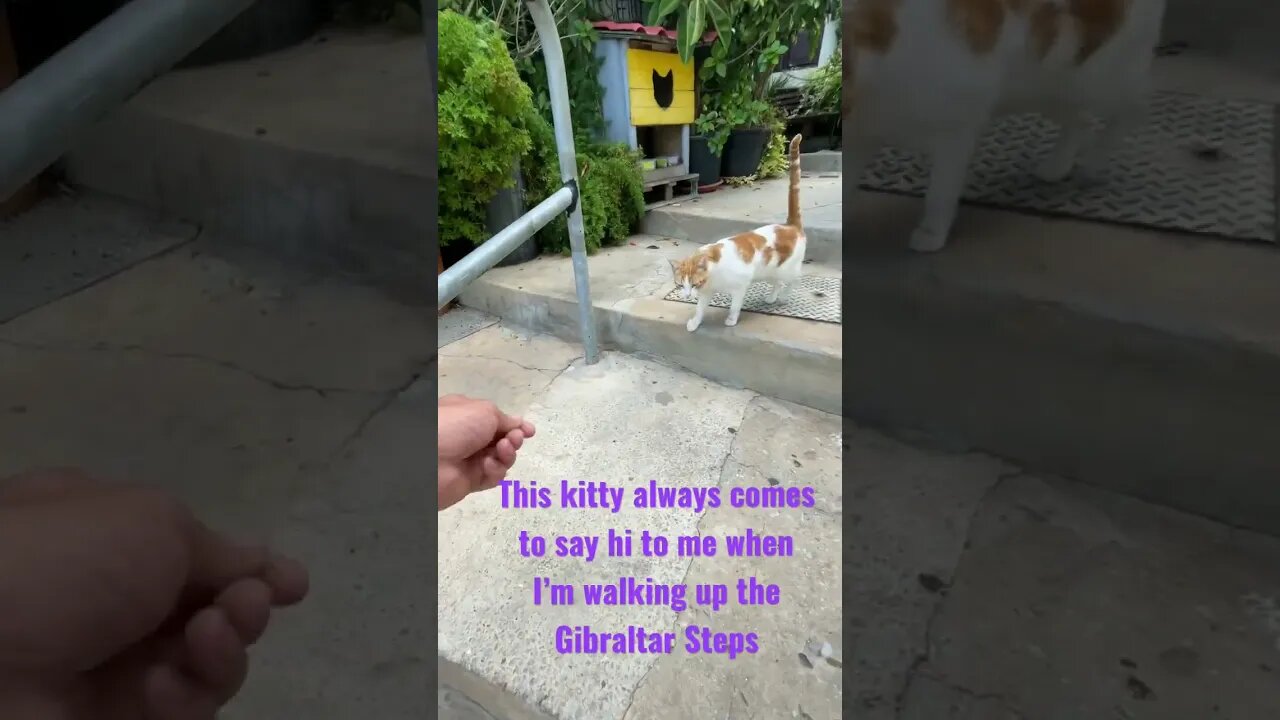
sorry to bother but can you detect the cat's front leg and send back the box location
[1033,112,1091,183]
[686,293,711,332]
[910,128,982,253]
[1076,101,1148,186]
[725,287,748,327]
[765,282,784,304]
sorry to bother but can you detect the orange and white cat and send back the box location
[670,135,808,332]
[845,0,1167,251]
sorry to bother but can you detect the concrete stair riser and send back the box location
[844,270,1280,535]
[457,283,842,416]
[63,106,432,306]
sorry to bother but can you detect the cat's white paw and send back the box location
[1032,155,1075,183]
[686,318,701,332]
[908,226,948,253]
[764,293,779,304]
[724,315,739,327]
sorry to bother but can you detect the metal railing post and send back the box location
[0,0,257,200]
[524,0,600,365]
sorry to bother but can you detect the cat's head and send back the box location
[669,250,713,300]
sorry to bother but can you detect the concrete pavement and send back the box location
[3,193,1280,719]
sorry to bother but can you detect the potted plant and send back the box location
[689,109,728,186]
[719,93,773,177]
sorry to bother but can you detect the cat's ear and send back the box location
[695,254,709,270]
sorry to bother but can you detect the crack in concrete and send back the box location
[620,392,761,720]
[438,352,563,374]
[914,670,1029,719]
[329,371,425,461]
[0,337,390,396]
[893,469,1026,718]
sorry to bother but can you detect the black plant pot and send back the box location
[177,0,325,68]
[490,162,538,267]
[688,135,723,186]
[722,128,770,178]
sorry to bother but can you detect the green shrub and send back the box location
[442,0,605,137]
[437,10,535,247]
[521,111,644,255]
[799,47,841,116]
[756,109,789,179]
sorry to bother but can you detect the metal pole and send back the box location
[524,0,600,365]
[438,186,573,309]
[0,0,256,200]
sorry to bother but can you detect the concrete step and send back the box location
[844,186,1280,535]
[59,29,432,306]
[456,235,842,416]
[642,176,842,265]
[800,149,841,174]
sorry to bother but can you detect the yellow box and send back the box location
[625,47,695,126]
[629,89,695,125]
[626,48,695,92]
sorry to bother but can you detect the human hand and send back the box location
[0,468,309,720]
[438,395,536,510]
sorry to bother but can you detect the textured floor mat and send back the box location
[662,275,841,324]
[860,91,1277,243]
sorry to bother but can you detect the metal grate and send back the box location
[662,275,841,324]
[859,91,1278,243]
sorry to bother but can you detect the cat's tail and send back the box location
[787,134,803,228]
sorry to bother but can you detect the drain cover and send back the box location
[662,275,841,324]
[860,91,1277,243]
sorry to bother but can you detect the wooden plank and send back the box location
[642,176,699,211]
[0,2,40,218]
[641,164,689,186]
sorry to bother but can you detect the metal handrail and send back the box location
[436,0,599,365]
[0,0,258,201]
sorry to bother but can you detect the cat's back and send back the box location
[851,0,1165,76]
[705,225,805,273]
[851,0,1165,122]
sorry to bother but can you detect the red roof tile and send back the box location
[591,21,717,43]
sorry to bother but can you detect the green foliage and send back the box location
[693,110,731,157]
[799,47,841,115]
[696,87,771,155]
[646,0,836,94]
[647,0,834,147]
[521,111,644,255]
[437,11,535,247]
[443,0,605,136]
[756,115,788,179]
[644,0,730,64]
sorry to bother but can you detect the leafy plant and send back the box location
[696,86,771,154]
[799,46,841,115]
[522,110,645,254]
[693,109,731,157]
[438,10,536,247]
[444,0,605,136]
[756,121,788,179]
[645,0,836,98]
